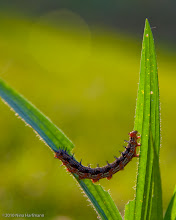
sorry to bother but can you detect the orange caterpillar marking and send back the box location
[54,131,140,183]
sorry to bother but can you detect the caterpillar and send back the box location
[54,130,140,183]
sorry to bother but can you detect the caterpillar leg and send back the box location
[107,175,112,180]
[92,179,99,183]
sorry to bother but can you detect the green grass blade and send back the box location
[78,178,122,220]
[124,200,135,220]
[133,19,153,220]
[0,78,74,154]
[133,19,162,220]
[164,186,176,220]
[0,78,122,220]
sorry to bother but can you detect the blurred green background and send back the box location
[0,2,176,220]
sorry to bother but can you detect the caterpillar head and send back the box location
[129,130,138,137]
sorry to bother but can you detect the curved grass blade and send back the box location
[133,19,162,220]
[77,177,122,220]
[164,186,176,220]
[0,79,74,154]
[0,78,122,220]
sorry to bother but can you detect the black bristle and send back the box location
[121,152,125,157]
[60,151,63,155]
[124,140,129,143]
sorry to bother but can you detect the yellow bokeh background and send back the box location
[0,10,176,220]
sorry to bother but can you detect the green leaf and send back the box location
[77,177,122,220]
[164,186,176,220]
[0,78,122,220]
[124,200,135,220]
[133,19,163,220]
[0,79,74,154]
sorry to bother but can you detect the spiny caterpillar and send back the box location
[54,131,140,183]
